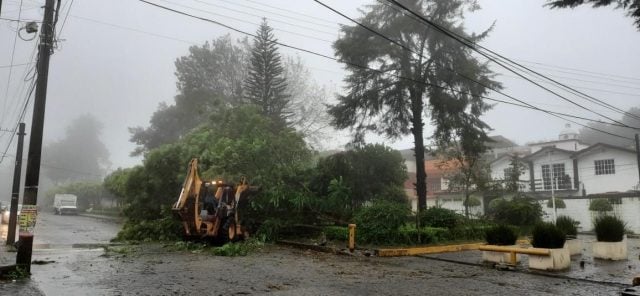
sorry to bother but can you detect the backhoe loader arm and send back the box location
[173,158,202,211]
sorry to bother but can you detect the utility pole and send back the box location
[16,0,56,273]
[7,123,26,246]
[636,134,640,186]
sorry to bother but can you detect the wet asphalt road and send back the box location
[32,212,121,247]
[1,213,636,295]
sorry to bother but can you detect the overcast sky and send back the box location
[1,0,639,185]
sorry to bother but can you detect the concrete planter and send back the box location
[564,238,582,256]
[482,245,521,264]
[593,236,627,260]
[528,247,571,271]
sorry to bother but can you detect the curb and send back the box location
[77,213,123,222]
[276,240,358,256]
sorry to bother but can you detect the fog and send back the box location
[1,0,639,197]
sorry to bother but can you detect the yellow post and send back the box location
[348,224,356,252]
[510,251,517,265]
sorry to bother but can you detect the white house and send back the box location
[528,124,590,154]
[572,143,639,195]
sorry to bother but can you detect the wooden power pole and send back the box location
[6,122,25,246]
[16,0,56,273]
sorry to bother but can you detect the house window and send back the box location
[542,165,551,190]
[542,163,566,190]
[594,159,615,175]
[503,168,514,180]
[553,164,566,188]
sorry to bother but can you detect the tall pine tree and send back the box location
[329,0,501,210]
[245,19,290,127]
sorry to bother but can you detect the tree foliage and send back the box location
[244,19,290,128]
[42,114,110,185]
[488,197,542,228]
[504,155,527,192]
[129,35,251,154]
[283,56,331,148]
[312,144,408,209]
[547,0,640,30]
[118,106,313,240]
[329,0,501,210]
[436,144,492,217]
[577,106,640,146]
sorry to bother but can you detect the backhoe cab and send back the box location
[172,158,258,243]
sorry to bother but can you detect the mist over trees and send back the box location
[130,22,332,155]
[42,114,110,185]
[579,106,640,146]
[129,35,251,155]
[329,0,501,210]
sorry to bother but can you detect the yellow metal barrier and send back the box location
[348,224,356,252]
[478,245,550,265]
[376,243,485,257]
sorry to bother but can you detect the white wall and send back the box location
[541,197,640,233]
[577,148,639,195]
[490,157,531,191]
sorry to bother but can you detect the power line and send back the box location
[311,0,639,136]
[136,0,635,141]
[70,14,198,45]
[210,0,341,30]
[190,0,337,36]
[500,74,640,98]
[154,0,334,43]
[243,0,340,26]
[517,59,640,83]
[1,0,24,130]
[0,62,33,69]
[383,0,640,125]
[57,0,74,37]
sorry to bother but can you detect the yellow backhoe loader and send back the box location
[172,158,258,243]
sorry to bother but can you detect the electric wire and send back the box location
[137,0,635,141]
[154,0,334,43]
[190,0,337,36]
[57,0,74,37]
[1,0,24,131]
[310,0,639,136]
[383,0,640,124]
[517,59,640,83]
[243,0,340,26]
[209,0,341,30]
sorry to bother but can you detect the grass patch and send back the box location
[164,239,264,257]
[1,266,29,281]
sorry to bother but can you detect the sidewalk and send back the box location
[421,234,640,286]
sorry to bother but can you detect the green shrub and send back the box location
[489,197,542,228]
[484,225,518,246]
[255,218,288,242]
[419,207,462,229]
[531,222,566,249]
[589,199,613,212]
[546,198,566,209]
[593,215,625,242]
[397,225,450,245]
[463,197,481,207]
[323,226,348,241]
[114,208,182,242]
[212,239,263,256]
[555,215,578,237]
[354,199,410,244]
[487,198,505,211]
[449,225,491,242]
